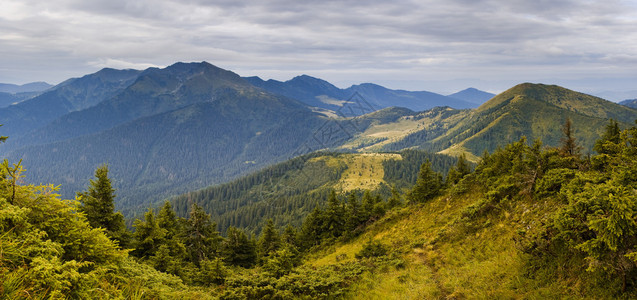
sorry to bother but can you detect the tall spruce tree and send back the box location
[323,190,344,237]
[78,164,129,246]
[258,219,281,259]
[299,207,324,249]
[560,118,581,157]
[281,224,298,248]
[387,185,403,209]
[594,118,621,155]
[153,201,187,275]
[407,160,443,203]
[132,208,165,258]
[362,190,375,221]
[344,192,362,235]
[222,226,257,268]
[447,153,472,185]
[157,201,179,238]
[185,204,221,266]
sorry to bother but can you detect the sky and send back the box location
[1,0,637,99]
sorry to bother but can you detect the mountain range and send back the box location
[3,61,636,217]
[0,81,53,108]
[244,75,490,114]
[0,81,52,94]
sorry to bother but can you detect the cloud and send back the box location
[87,58,163,70]
[0,0,636,94]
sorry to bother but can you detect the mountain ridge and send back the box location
[0,68,142,145]
[7,62,329,213]
[0,81,52,93]
[245,75,476,114]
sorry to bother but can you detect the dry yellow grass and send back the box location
[335,153,401,192]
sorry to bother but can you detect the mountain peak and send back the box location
[288,74,335,86]
[349,82,387,90]
[479,82,637,123]
[447,88,495,106]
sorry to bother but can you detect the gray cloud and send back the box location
[0,0,636,95]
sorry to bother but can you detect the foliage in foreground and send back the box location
[0,163,198,298]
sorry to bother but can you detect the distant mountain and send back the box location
[619,99,637,109]
[8,62,330,214]
[447,88,495,105]
[0,68,141,145]
[0,82,54,108]
[245,75,476,114]
[13,62,263,148]
[0,92,23,108]
[0,81,52,93]
[346,83,475,112]
[245,75,346,111]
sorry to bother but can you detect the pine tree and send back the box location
[447,153,471,185]
[281,224,298,247]
[78,164,129,246]
[132,208,166,258]
[594,118,621,155]
[407,160,443,203]
[299,207,324,250]
[157,201,179,238]
[222,226,257,268]
[560,118,581,157]
[323,190,344,237]
[150,201,187,274]
[361,190,374,221]
[258,219,280,259]
[185,204,220,266]
[371,193,386,218]
[387,185,403,209]
[344,192,361,234]
[199,257,228,286]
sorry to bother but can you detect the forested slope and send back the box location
[169,150,459,234]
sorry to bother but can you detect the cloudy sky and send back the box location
[1,0,637,98]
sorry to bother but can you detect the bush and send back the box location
[355,239,388,259]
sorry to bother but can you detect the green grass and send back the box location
[302,180,622,299]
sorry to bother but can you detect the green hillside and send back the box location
[209,119,637,298]
[169,150,459,234]
[373,83,637,159]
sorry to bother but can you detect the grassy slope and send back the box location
[333,153,401,192]
[171,151,457,234]
[304,185,609,299]
[375,83,637,160]
[443,83,637,157]
[343,107,470,152]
